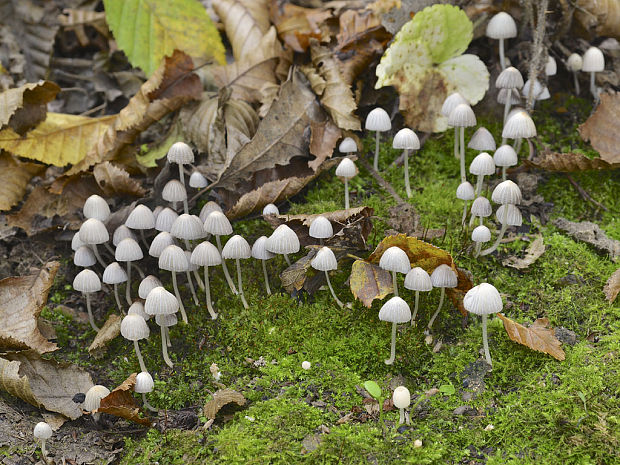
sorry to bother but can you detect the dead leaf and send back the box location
[0,81,59,133]
[0,151,45,211]
[349,260,393,307]
[603,268,620,303]
[203,389,246,420]
[212,0,270,61]
[526,150,620,171]
[0,261,59,353]
[574,0,620,40]
[97,373,151,426]
[309,119,342,171]
[279,248,320,294]
[0,350,94,419]
[578,92,620,164]
[553,218,620,262]
[93,162,147,197]
[269,0,332,52]
[497,314,566,361]
[58,8,108,46]
[88,314,121,359]
[502,236,545,269]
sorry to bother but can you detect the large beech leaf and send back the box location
[578,92,620,164]
[497,314,566,361]
[96,373,151,426]
[0,81,59,130]
[212,0,270,61]
[103,0,225,76]
[0,152,45,211]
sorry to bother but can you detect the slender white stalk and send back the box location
[113,283,124,314]
[499,38,506,69]
[284,254,291,266]
[262,260,271,295]
[399,408,405,425]
[134,340,147,373]
[453,127,458,159]
[480,204,509,256]
[502,166,507,181]
[324,271,343,308]
[165,326,171,347]
[216,235,238,294]
[427,287,445,330]
[461,201,468,227]
[474,241,483,258]
[41,439,47,458]
[193,269,205,290]
[590,72,597,100]
[411,291,420,325]
[403,149,412,198]
[474,174,484,198]
[160,325,173,368]
[140,229,149,250]
[179,164,189,215]
[142,393,158,412]
[573,71,580,95]
[186,270,199,306]
[91,244,107,268]
[459,127,466,183]
[125,261,132,305]
[204,266,217,319]
[344,178,349,210]
[85,293,99,332]
[385,322,397,365]
[503,99,511,125]
[392,271,398,297]
[373,131,380,171]
[482,314,492,367]
[236,259,249,309]
[171,272,188,323]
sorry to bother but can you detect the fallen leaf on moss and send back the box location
[603,268,620,303]
[497,314,565,361]
[308,119,341,171]
[280,248,319,294]
[350,260,393,307]
[97,373,151,426]
[93,162,146,197]
[579,92,620,164]
[503,236,545,269]
[88,314,121,359]
[203,389,246,420]
[0,152,45,211]
[526,150,620,171]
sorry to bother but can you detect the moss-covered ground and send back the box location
[45,94,619,464]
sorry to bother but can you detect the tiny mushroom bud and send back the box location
[73,269,101,332]
[486,12,517,69]
[567,53,583,94]
[262,203,279,217]
[121,314,150,372]
[365,107,391,171]
[222,235,252,309]
[189,170,208,189]
[34,421,52,457]
[266,224,300,266]
[102,262,128,314]
[135,371,157,412]
[582,46,605,100]
[83,194,110,222]
[463,283,503,367]
[167,142,194,214]
[302,361,311,370]
[204,211,237,294]
[309,215,333,245]
[404,267,433,324]
[393,128,420,198]
[84,385,110,412]
[379,246,410,297]
[379,296,411,365]
[427,265,458,330]
[311,246,343,308]
[338,137,358,155]
[472,225,492,257]
[456,181,475,226]
[493,144,518,180]
[392,386,411,425]
[335,158,357,210]
[448,103,476,183]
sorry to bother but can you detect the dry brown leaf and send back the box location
[502,236,545,270]
[88,314,121,359]
[0,261,59,353]
[203,389,246,420]
[603,268,620,303]
[574,0,620,39]
[93,162,146,197]
[0,81,59,132]
[58,8,108,46]
[578,92,620,164]
[308,119,341,171]
[497,314,566,361]
[97,373,151,426]
[349,260,392,307]
[553,218,620,262]
[526,150,620,171]
[0,351,94,419]
[212,0,270,61]
[269,0,332,52]
[279,249,323,295]
[0,152,45,211]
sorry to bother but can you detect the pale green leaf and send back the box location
[136,124,181,168]
[438,54,490,109]
[363,380,381,400]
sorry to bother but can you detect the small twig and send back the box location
[80,102,107,117]
[565,174,609,212]
[359,158,405,205]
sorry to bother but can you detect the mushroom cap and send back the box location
[463,282,503,315]
[448,103,476,127]
[545,56,557,76]
[113,225,136,247]
[158,244,188,272]
[430,264,458,288]
[171,214,205,240]
[155,207,179,233]
[71,232,85,251]
[120,314,150,341]
[492,180,522,204]
[191,241,222,266]
[493,144,518,167]
[392,128,420,150]
[497,88,521,105]
[155,312,178,327]
[74,246,96,268]
[125,205,155,230]
[128,301,150,320]
[262,203,279,216]
[79,218,109,245]
[73,269,101,293]
[34,421,52,440]
[115,237,143,262]
[145,286,179,315]
[495,66,524,89]
[135,372,154,394]
[83,194,110,222]
[301,361,311,370]
[441,92,468,117]
[266,224,300,255]
[502,110,536,139]
[338,137,358,153]
[365,107,391,131]
[199,201,223,223]
[486,12,517,39]
[152,206,163,221]
[471,196,492,217]
[335,158,357,178]
[309,216,334,239]
[379,246,410,274]
[582,46,605,72]
[310,246,338,271]
[162,179,187,203]
[379,296,411,323]
[468,127,496,152]
[496,204,522,226]
[138,275,162,299]
[83,385,110,411]
[567,53,583,72]
[469,152,496,176]
[221,235,251,259]
[522,79,550,100]
[251,236,274,260]
[404,267,433,292]
[203,211,233,236]
[102,262,128,284]
[456,181,475,201]
[472,225,491,243]
[167,141,194,164]
[189,171,208,188]
[149,231,176,258]
[392,386,411,409]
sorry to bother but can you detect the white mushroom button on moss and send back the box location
[404,267,432,325]
[301,361,311,370]
[335,158,357,210]
[392,386,411,425]
[463,283,503,367]
[427,264,458,330]
[203,211,237,295]
[379,297,411,365]
[115,237,143,305]
[456,181,475,226]
[262,203,279,217]
[365,107,391,171]
[135,371,157,412]
[311,246,343,308]
[222,235,252,309]
[582,46,605,100]
[34,421,52,458]
[266,224,300,266]
[379,246,410,297]
[493,144,518,180]
[472,225,491,257]
[102,262,128,314]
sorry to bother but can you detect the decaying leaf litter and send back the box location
[0,0,619,463]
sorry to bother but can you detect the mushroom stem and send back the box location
[474,174,484,198]
[459,127,466,183]
[502,166,507,181]
[461,201,468,227]
[503,99,511,125]
[125,261,132,305]
[103,242,115,257]
[453,127,458,159]
[85,293,100,332]
[474,241,483,258]
[399,407,405,425]
[204,266,218,320]
[411,291,419,325]
[91,244,107,268]
[344,178,350,210]
[216,235,238,294]
[512,137,522,156]
[590,72,597,100]
[160,325,173,368]
[403,149,412,198]
[134,340,147,373]
[140,229,149,250]
[179,164,189,215]
[262,260,271,295]
[480,205,509,256]
[283,253,291,266]
[385,321,397,365]
[427,287,445,330]
[573,71,580,95]
[235,259,249,309]
[499,38,506,69]
[392,271,398,297]
[142,393,158,412]
[165,326,171,347]
[171,272,188,324]
[373,131,380,171]
[481,313,492,367]
[324,271,344,308]
[41,439,47,458]
[186,270,200,306]
[113,283,124,314]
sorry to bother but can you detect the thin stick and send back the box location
[262,260,271,295]
[325,271,343,308]
[236,259,249,309]
[204,266,218,319]
[359,158,405,205]
[284,254,291,266]
[216,235,238,294]
[427,288,445,330]
[344,178,350,210]
[134,340,147,373]
[385,322,397,365]
[86,294,99,332]
[160,325,173,367]
[565,174,608,212]
[171,272,188,323]
[125,261,132,305]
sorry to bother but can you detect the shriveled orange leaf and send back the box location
[578,92,620,164]
[526,150,620,171]
[497,314,565,361]
[88,314,121,359]
[603,268,620,303]
[269,0,332,52]
[204,389,246,420]
[0,152,45,211]
[93,162,146,197]
[97,373,151,426]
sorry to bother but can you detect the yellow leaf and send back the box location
[0,152,45,211]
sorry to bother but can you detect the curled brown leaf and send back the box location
[497,314,565,361]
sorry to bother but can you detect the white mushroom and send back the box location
[365,108,391,171]
[379,297,411,365]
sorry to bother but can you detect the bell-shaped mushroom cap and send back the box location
[156,312,178,327]
[365,107,391,132]
[469,152,496,176]
[162,179,187,203]
[149,231,176,258]
[83,194,110,222]
[495,66,524,89]
[189,171,208,188]
[145,286,179,315]
[545,56,557,76]
[392,386,411,409]
[496,204,522,226]
[73,269,101,293]
[262,203,279,216]
[79,218,109,244]
[502,110,536,139]
[486,12,517,39]
[251,236,274,260]
[379,296,411,323]
[222,235,251,259]
[128,301,150,320]
[582,46,605,72]
[135,372,154,394]
[153,205,163,220]
[493,145,518,167]
[102,262,128,284]
[121,314,150,341]
[472,225,491,243]
[155,207,178,233]
[266,224,300,255]
[158,244,188,272]
[497,88,521,105]
[404,267,432,292]
[125,205,155,230]
[456,181,475,201]
[203,211,233,236]
[34,422,52,440]
[138,275,162,299]
[567,53,583,72]
[339,137,358,153]
[309,216,334,239]
[335,158,356,178]
[471,196,492,217]
[199,201,223,223]
[464,282,503,315]
[83,385,110,411]
[191,241,222,266]
[311,246,338,272]
[492,180,522,204]
[74,246,96,267]
[441,92,468,117]
[167,141,194,164]
[392,128,420,150]
[113,225,136,247]
[522,79,550,100]
[468,127,496,152]
[171,214,204,240]
[448,103,476,127]
[71,232,85,251]
[115,238,143,262]
[184,251,199,272]
[379,246,410,274]
[430,264,458,288]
